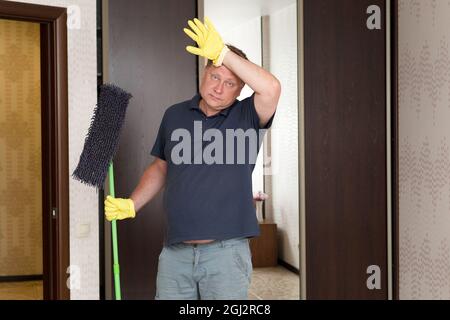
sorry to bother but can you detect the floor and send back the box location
[0,266,300,300]
[249,266,300,300]
[0,281,43,300]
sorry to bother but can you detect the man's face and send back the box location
[199,65,244,110]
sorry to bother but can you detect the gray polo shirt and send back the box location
[151,93,274,245]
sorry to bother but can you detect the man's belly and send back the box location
[183,239,215,244]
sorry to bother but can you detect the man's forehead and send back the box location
[206,65,239,81]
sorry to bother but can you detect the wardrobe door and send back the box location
[303,0,388,299]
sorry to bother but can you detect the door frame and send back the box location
[0,0,69,300]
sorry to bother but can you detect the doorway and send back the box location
[0,1,69,300]
[202,0,301,300]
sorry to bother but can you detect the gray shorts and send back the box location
[155,237,252,300]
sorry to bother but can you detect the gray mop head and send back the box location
[72,83,132,188]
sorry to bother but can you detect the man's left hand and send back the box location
[183,17,229,66]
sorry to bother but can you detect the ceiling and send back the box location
[204,0,296,33]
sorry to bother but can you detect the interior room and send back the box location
[1,0,450,301]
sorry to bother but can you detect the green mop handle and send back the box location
[108,162,122,300]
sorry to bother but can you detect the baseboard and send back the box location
[0,275,43,283]
[278,259,299,275]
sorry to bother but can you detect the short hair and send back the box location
[206,44,248,67]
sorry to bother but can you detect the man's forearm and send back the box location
[222,50,280,96]
[222,49,281,127]
[130,160,167,212]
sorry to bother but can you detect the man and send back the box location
[105,17,281,300]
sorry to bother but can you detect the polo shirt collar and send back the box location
[189,94,234,117]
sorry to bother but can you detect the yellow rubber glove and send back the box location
[104,195,136,221]
[183,17,230,66]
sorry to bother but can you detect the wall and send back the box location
[7,0,98,299]
[0,19,42,277]
[398,0,450,299]
[264,3,299,270]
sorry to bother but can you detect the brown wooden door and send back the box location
[304,0,388,299]
[107,0,197,299]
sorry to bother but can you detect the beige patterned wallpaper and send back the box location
[399,0,450,299]
[0,19,42,277]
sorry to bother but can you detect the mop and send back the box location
[72,83,133,300]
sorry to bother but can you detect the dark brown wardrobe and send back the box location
[303,0,397,299]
